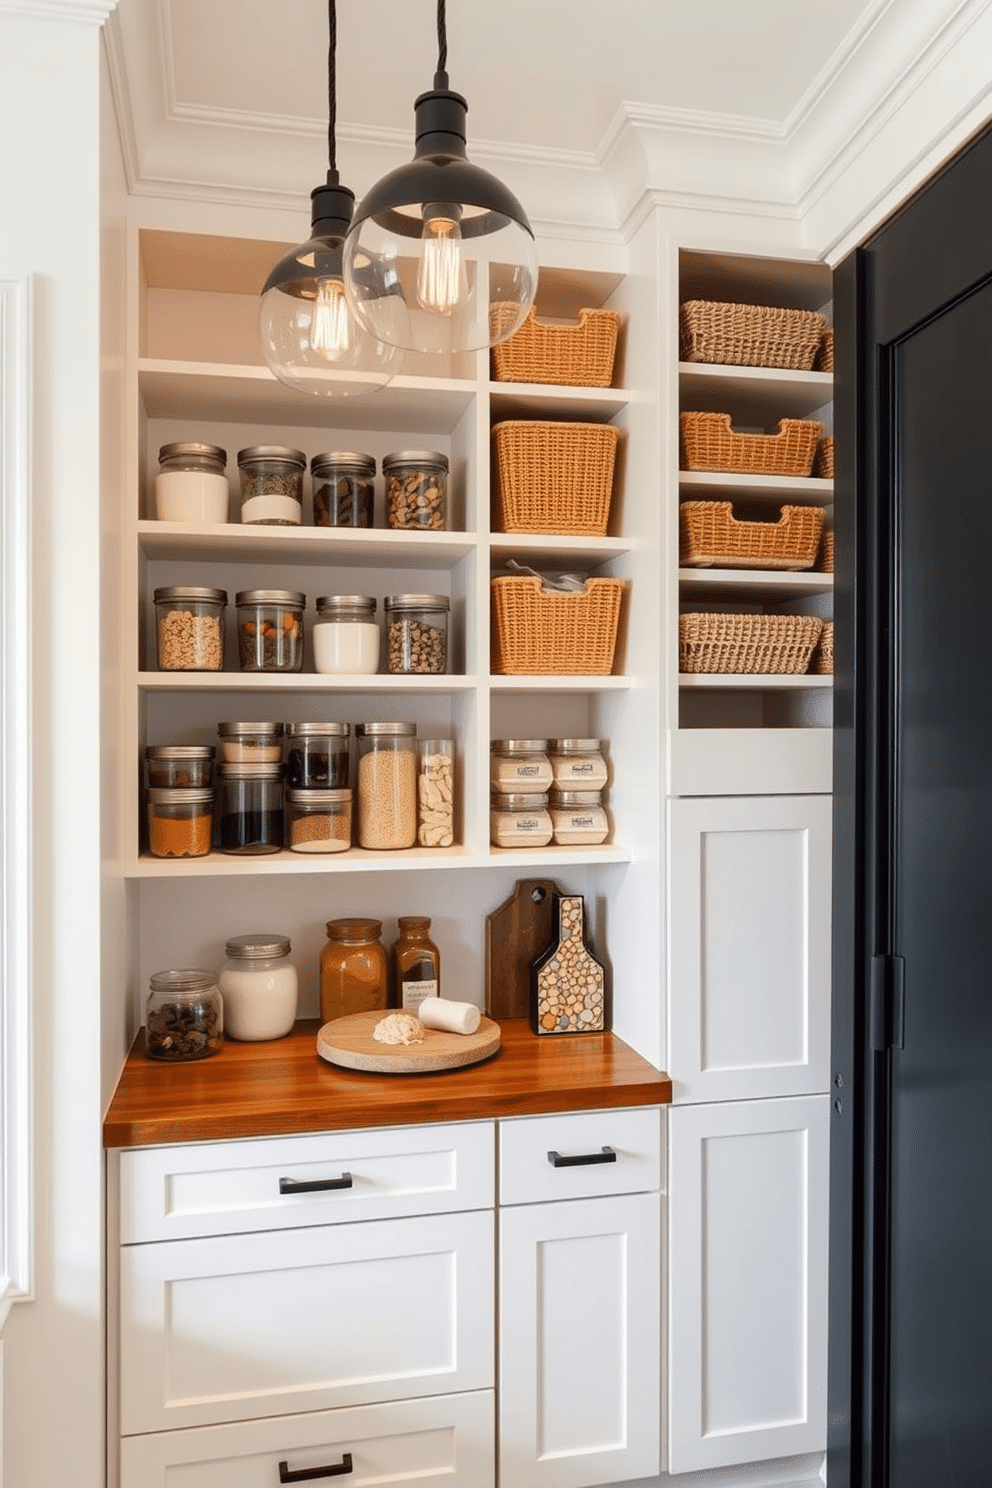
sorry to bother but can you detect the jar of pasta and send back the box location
[319,918,390,1022]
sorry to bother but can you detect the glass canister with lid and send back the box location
[236,589,305,673]
[490,739,554,793]
[145,744,215,789]
[145,969,223,1061]
[490,789,554,848]
[311,450,376,528]
[218,933,298,1041]
[146,786,214,858]
[217,762,284,854]
[385,594,449,674]
[217,720,284,766]
[549,787,610,846]
[320,918,390,1022]
[285,721,349,788]
[154,442,229,524]
[355,721,417,850]
[548,738,609,790]
[237,445,306,525]
[285,788,353,854]
[154,586,227,672]
[313,595,379,675]
[383,450,448,530]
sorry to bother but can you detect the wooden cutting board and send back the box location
[485,878,561,1019]
[317,1010,501,1074]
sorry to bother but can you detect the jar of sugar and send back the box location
[218,934,298,1041]
[154,442,229,523]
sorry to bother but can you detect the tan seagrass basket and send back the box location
[678,612,824,675]
[679,501,824,571]
[815,619,834,675]
[815,328,835,372]
[679,300,827,370]
[491,575,625,675]
[817,529,835,573]
[492,420,620,535]
[680,412,822,477]
[814,436,835,479]
[491,306,622,387]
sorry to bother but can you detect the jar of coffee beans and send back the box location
[154,586,227,672]
[311,450,376,528]
[237,446,305,525]
[285,721,350,788]
[382,450,448,531]
[145,969,223,1061]
[385,594,449,674]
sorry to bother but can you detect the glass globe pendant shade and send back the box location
[343,88,538,357]
[260,178,403,397]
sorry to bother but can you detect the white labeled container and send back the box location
[313,595,379,674]
[154,442,229,523]
[490,789,553,848]
[548,737,609,790]
[549,787,610,845]
[218,934,298,1041]
[490,739,553,792]
[237,445,305,525]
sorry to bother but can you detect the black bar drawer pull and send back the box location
[279,1453,353,1482]
[547,1146,617,1168]
[279,1173,353,1195]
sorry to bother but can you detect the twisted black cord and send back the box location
[327,0,337,178]
[435,0,449,89]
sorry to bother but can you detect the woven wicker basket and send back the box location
[680,412,822,477]
[491,306,622,387]
[679,300,827,370]
[817,529,835,573]
[815,619,834,675]
[680,501,824,571]
[491,575,625,675]
[815,329,835,372]
[493,420,620,535]
[814,436,834,479]
[679,612,824,675]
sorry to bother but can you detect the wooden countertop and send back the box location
[103,1018,672,1148]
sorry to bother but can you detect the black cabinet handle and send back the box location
[278,1453,353,1482]
[547,1145,617,1168]
[279,1173,353,1195]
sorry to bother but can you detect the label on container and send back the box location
[402,979,437,1010]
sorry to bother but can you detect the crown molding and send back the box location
[0,0,115,20]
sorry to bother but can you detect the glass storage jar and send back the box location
[146,786,213,858]
[311,450,375,528]
[320,918,390,1022]
[490,739,554,792]
[382,449,448,530]
[285,721,350,788]
[285,787,353,854]
[218,933,298,1041]
[145,969,223,1061]
[218,762,284,854]
[216,720,284,765]
[391,916,441,1011]
[417,737,455,847]
[312,595,379,675]
[154,586,227,672]
[385,594,449,674]
[490,789,554,848]
[548,738,609,790]
[237,445,305,525]
[145,744,215,789]
[355,722,417,850]
[549,787,610,845]
[236,589,305,673]
[154,442,229,524]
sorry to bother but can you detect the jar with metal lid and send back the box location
[154,442,229,524]
[383,450,448,530]
[385,594,449,674]
[146,786,214,858]
[285,721,350,788]
[236,589,305,672]
[285,787,353,854]
[218,934,298,1041]
[490,789,554,848]
[490,739,554,792]
[313,595,379,675]
[320,918,390,1022]
[237,446,305,525]
[311,450,376,528]
[154,586,227,672]
[145,969,223,1061]
[216,720,284,765]
[145,744,215,789]
[548,738,609,790]
[218,762,284,855]
[549,787,610,846]
[355,721,417,850]
[417,737,454,847]
[391,916,441,1011]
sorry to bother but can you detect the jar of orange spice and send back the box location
[146,786,213,858]
[319,918,390,1023]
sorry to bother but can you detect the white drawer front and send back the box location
[119,1122,494,1242]
[498,1107,662,1205]
[120,1391,494,1487]
[120,1210,494,1435]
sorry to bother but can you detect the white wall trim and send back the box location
[0,277,33,1331]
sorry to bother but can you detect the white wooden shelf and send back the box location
[138,672,481,694]
[138,520,477,568]
[489,674,631,692]
[126,842,631,879]
[490,532,630,567]
[489,382,630,421]
[679,471,833,504]
[678,568,833,601]
[678,363,832,418]
[678,673,832,690]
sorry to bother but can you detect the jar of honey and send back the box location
[319,918,390,1023]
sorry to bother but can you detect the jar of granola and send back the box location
[153,587,227,672]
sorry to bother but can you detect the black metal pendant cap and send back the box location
[311,178,355,239]
[413,88,468,159]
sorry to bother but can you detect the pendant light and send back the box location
[259,0,402,397]
[342,0,538,357]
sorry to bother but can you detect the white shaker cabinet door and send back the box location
[499,1193,661,1488]
[667,1095,830,1474]
[669,794,832,1103]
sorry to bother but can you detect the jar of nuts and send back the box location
[355,721,417,850]
[382,450,448,531]
[236,589,305,673]
[310,450,376,528]
[237,446,305,525]
[385,594,449,674]
[153,586,227,672]
[145,969,223,1061]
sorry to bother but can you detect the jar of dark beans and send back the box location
[236,590,305,673]
[382,450,448,531]
[218,762,284,854]
[237,446,305,525]
[311,450,376,528]
[145,969,223,1061]
[285,721,350,788]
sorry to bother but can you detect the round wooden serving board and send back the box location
[317,1010,501,1074]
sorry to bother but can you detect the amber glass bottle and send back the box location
[319,918,390,1022]
[391,916,441,1012]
